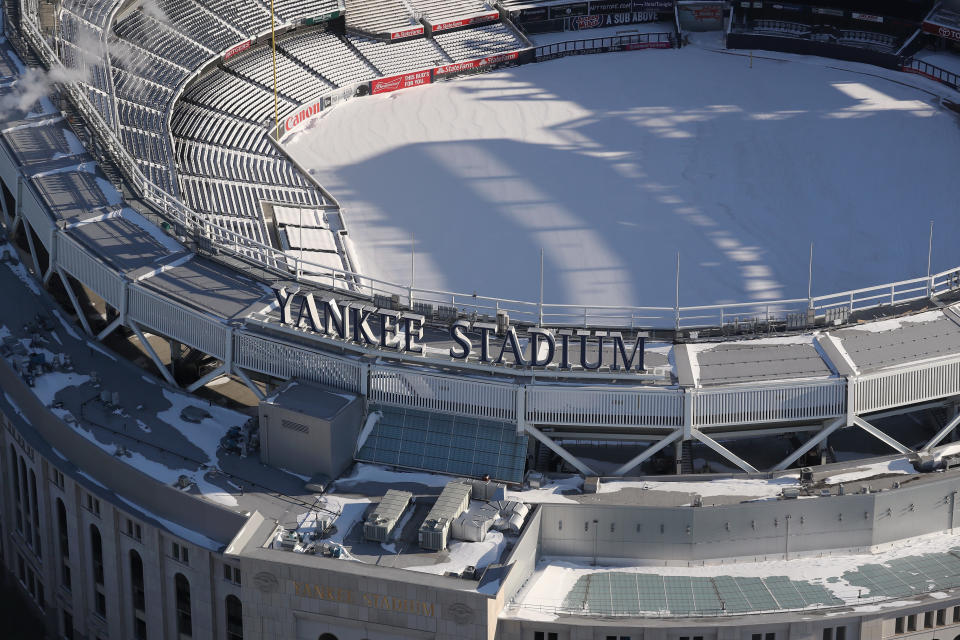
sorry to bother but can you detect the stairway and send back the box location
[679,440,694,474]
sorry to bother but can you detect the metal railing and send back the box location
[534,31,674,59]
[854,353,960,415]
[525,385,683,428]
[691,379,846,428]
[903,57,960,91]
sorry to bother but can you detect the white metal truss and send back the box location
[691,429,759,473]
[129,322,178,388]
[771,417,845,471]
[56,267,93,336]
[612,430,683,476]
[851,415,912,454]
[525,424,597,476]
[922,409,960,452]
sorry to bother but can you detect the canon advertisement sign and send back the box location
[271,287,647,371]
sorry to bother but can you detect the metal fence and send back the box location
[127,285,231,360]
[232,331,364,392]
[535,31,674,60]
[691,379,846,429]
[854,354,960,415]
[368,366,518,421]
[56,234,126,309]
[903,57,960,91]
[525,385,683,428]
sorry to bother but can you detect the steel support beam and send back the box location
[525,424,597,476]
[612,430,682,476]
[186,365,228,393]
[706,424,824,440]
[56,267,92,336]
[96,315,123,341]
[691,430,759,473]
[129,322,178,387]
[23,218,41,277]
[233,367,266,402]
[0,187,11,230]
[922,411,960,452]
[851,416,912,454]
[770,417,845,471]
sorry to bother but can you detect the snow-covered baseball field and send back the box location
[284,37,960,309]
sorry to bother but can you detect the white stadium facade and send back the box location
[3,0,960,639]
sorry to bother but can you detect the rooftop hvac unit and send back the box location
[418,517,450,551]
[363,490,412,542]
[496,310,509,336]
[413,301,434,318]
[419,482,472,550]
[277,530,298,550]
[489,500,530,534]
[437,305,458,322]
[467,478,507,501]
[451,503,499,542]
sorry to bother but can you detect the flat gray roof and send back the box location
[834,311,960,373]
[695,340,832,386]
[267,380,358,418]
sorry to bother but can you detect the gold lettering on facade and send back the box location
[292,581,436,617]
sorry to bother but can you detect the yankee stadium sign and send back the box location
[271,287,646,371]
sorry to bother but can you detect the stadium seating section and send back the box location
[56,0,526,265]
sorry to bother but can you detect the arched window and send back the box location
[9,446,19,504]
[130,550,145,612]
[56,499,70,590]
[175,573,192,637]
[18,457,28,515]
[225,595,243,640]
[90,525,103,585]
[318,634,339,640]
[56,499,69,558]
[28,469,40,553]
[90,524,105,617]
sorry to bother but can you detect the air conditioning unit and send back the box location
[496,310,509,335]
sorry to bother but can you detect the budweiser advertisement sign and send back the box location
[433,51,520,76]
[370,70,432,94]
[390,25,425,39]
[923,21,960,42]
[223,39,252,61]
[431,12,500,32]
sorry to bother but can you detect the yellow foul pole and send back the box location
[271,0,279,135]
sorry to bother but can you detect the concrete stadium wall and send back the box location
[538,480,960,561]
[499,506,543,603]
[725,33,903,69]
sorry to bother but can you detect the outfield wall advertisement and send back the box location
[429,12,500,33]
[278,51,528,137]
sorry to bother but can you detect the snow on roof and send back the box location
[821,458,915,485]
[845,309,944,334]
[508,530,960,620]
[597,474,800,500]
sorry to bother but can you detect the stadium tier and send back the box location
[343,0,420,37]
[434,21,526,59]
[351,34,452,72]
[409,0,495,23]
